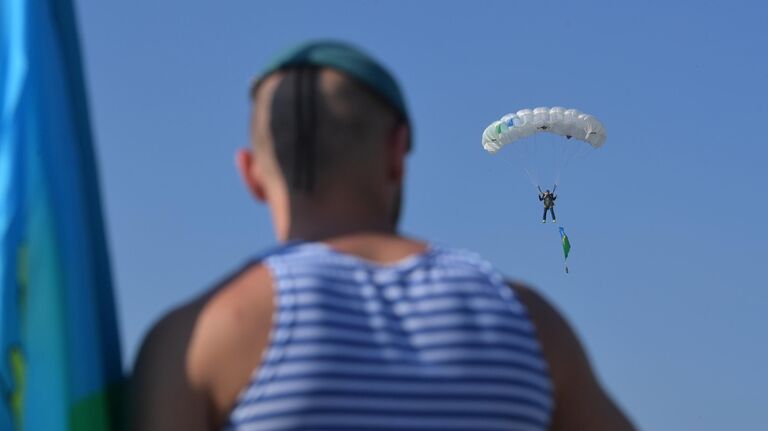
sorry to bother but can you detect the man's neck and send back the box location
[286,212,396,242]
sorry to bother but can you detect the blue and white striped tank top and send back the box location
[227,242,553,431]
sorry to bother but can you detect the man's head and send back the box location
[545,190,551,194]
[236,42,411,241]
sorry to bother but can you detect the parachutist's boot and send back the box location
[552,219,556,223]
[541,219,546,223]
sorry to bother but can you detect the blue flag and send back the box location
[1,0,123,429]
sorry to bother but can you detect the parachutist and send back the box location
[539,189,557,223]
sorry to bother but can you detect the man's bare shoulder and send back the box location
[508,281,637,430]
[130,278,216,431]
[187,262,273,388]
[132,260,273,430]
[508,282,574,358]
[135,260,268,375]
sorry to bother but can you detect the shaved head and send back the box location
[242,66,410,240]
[251,68,405,197]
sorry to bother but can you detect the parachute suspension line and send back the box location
[515,154,539,190]
[549,134,559,187]
[496,134,540,190]
[553,137,591,188]
[554,137,567,187]
[553,133,575,188]
[523,167,539,190]
[502,153,539,190]
[518,131,538,189]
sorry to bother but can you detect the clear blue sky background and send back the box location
[74,1,767,429]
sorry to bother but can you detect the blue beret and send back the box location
[253,40,410,126]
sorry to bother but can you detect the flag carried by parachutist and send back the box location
[559,227,571,273]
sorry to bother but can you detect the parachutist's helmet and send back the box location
[545,190,550,194]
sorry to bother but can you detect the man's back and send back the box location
[226,239,553,430]
[132,234,636,430]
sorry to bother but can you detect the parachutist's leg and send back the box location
[550,208,556,223]
[542,208,548,222]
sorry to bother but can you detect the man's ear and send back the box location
[387,124,410,184]
[235,148,267,202]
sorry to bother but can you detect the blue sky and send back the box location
[74,1,767,429]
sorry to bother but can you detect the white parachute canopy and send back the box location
[482,107,606,154]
